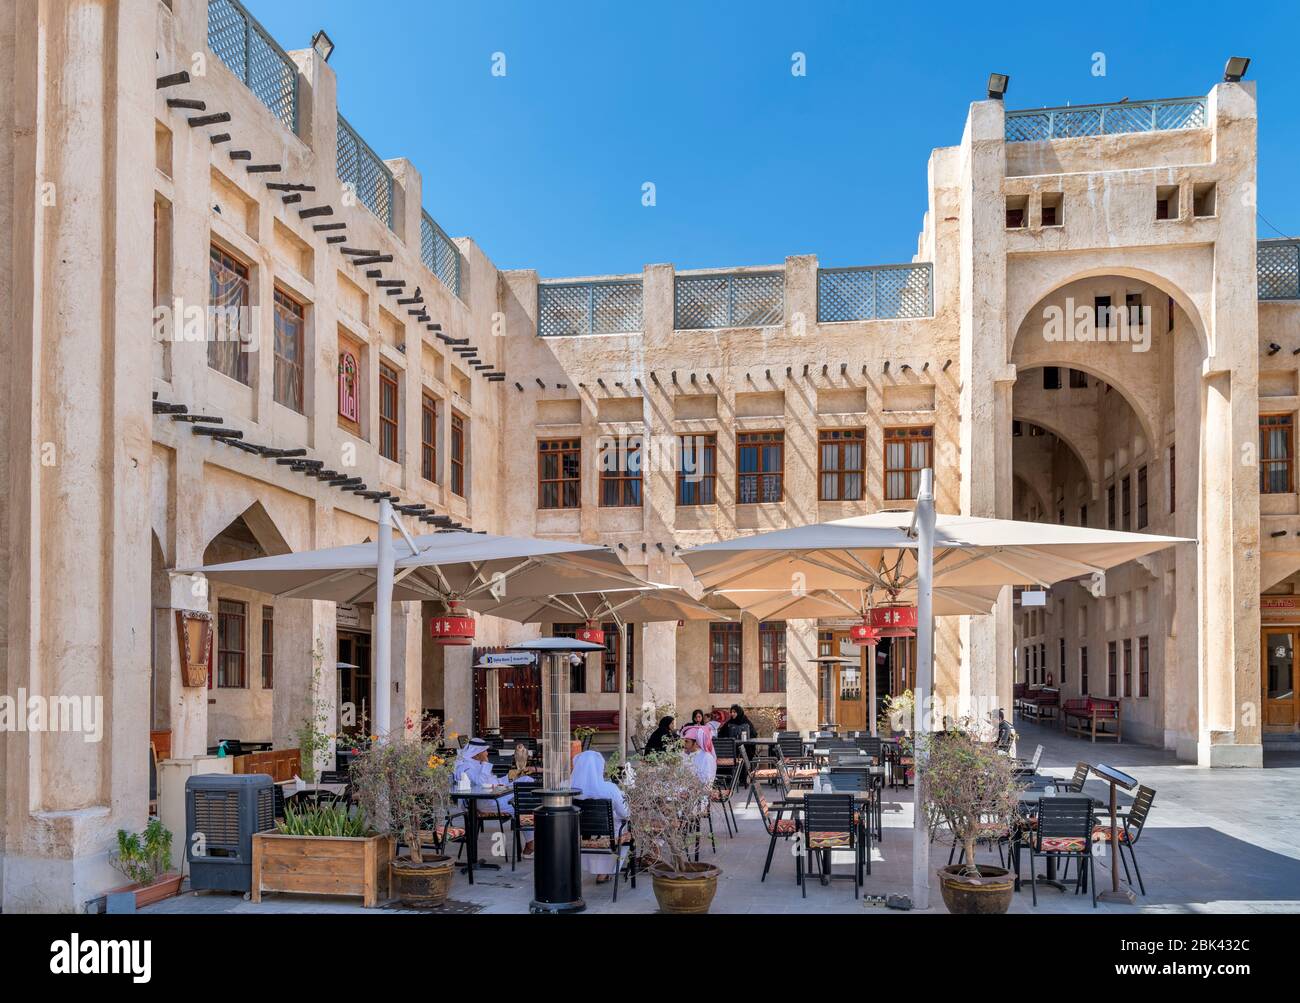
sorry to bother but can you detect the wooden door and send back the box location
[1262,628,1299,728]
[817,630,867,731]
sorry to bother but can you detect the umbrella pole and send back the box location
[912,468,935,910]
[618,629,627,763]
[374,497,394,737]
[868,641,879,738]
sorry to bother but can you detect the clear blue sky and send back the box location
[248,0,1300,278]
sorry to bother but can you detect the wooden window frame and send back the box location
[272,287,306,413]
[759,621,787,693]
[1121,474,1132,531]
[1138,636,1150,698]
[1260,413,1294,495]
[677,434,717,506]
[883,426,934,502]
[537,438,581,510]
[1107,482,1117,529]
[216,598,248,689]
[1107,640,1118,697]
[709,621,743,693]
[1136,465,1148,529]
[450,412,466,496]
[1080,646,1089,696]
[599,437,643,508]
[378,362,400,462]
[208,244,251,386]
[818,428,865,501]
[261,605,274,689]
[1122,637,1133,697]
[600,622,621,693]
[421,393,437,483]
[736,431,784,504]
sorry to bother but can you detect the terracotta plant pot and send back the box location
[110,871,183,910]
[649,862,721,914]
[570,740,582,764]
[390,854,454,908]
[937,864,1015,915]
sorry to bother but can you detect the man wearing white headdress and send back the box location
[569,749,630,883]
[680,725,717,785]
[453,737,535,854]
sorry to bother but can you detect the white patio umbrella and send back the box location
[186,503,642,737]
[679,471,1190,908]
[459,584,723,758]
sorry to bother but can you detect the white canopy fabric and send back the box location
[710,585,1005,619]
[184,529,643,605]
[681,512,1189,594]
[458,583,721,625]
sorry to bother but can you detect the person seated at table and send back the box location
[681,725,717,785]
[454,736,535,851]
[570,750,630,884]
[995,709,1013,752]
[688,708,708,728]
[716,704,754,782]
[644,715,677,756]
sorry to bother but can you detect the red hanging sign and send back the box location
[871,605,917,639]
[849,619,880,644]
[577,620,605,646]
[430,602,475,646]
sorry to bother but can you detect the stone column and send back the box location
[271,601,337,774]
[2,0,155,912]
[784,620,819,731]
[387,601,424,735]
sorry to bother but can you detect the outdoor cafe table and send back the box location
[454,785,513,884]
[279,780,346,800]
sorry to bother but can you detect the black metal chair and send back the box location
[1025,795,1097,907]
[1011,743,1044,777]
[417,805,468,859]
[799,793,863,898]
[1091,784,1155,895]
[749,778,799,882]
[510,782,546,869]
[777,736,818,787]
[573,797,635,901]
[1053,761,1091,794]
[826,768,875,867]
[742,745,781,807]
[710,755,741,836]
[859,737,883,763]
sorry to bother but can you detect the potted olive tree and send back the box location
[350,724,455,908]
[624,749,719,913]
[921,721,1023,914]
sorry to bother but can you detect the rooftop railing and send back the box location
[207,0,299,134]
[1005,97,1208,142]
[1259,240,1300,300]
[674,271,784,330]
[421,212,462,298]
[817,263,934,322]
[336,115,394,229]
[538,280,643,337]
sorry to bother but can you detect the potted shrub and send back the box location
[109,818,182,908]
[351,723,455,908]
[252,802,391,908]
[572,725,597,757]
[334,731,367,774]
[624,749,720,913]
[921,720,1023,914]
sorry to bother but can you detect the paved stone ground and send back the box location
[146,722,1300,915]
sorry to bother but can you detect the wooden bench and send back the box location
[1018,687,1059,724]
[1062,698,1121,742]
[570,709,620,733]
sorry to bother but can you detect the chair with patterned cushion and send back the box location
[778,736,819,788]
[1091,784,1155,895]
[1053,761,1091,794]
[751,779,799,882]
[510,782,546,870]
[573,797,635,901]
[887,741,914,790]
[710,756,741,837]
[799,793,863,898]
[826,768,875,868]
[417,806,468,859]
[1026,795,1096,907]
[742,745,781,807]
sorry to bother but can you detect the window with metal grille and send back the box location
[1138,636,1149,697]
[378,363,399,461]
[1121,474,1132,530]
[760,621,786,693]
[1080,646,1089,695]
[261,605,274,689]
[601,623,621,693]
[217,599,247,689]
[421,394,437,482]
[677,434,716,505]
[1107,483,1117,528]
[1260,414,1294,494]
[552,623,585,692]
[451,412,466,496]
[208,245,251,385]
[709,622,742,693]
[538,439,580,509]
[1107,641,1117,697]
[883,426,932,501]
[599,437,642,507]
[1059,637,1066,685]
[818,428,865,501]
[737,431,784,504]
[625,623,635,693]
[272,288,304,413]
[1122,638,1133,697]
[1137,465,1148,529]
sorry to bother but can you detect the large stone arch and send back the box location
[1010,401,1101,501]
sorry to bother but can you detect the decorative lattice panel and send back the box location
[674,272,783,329]
[1258,242,1300,300]
[538,282,642,337]
[421,212,462,297]
[1006,98,1206,142]
[817,264,932,322]
[207,0,298,133]
[337,115,393,228]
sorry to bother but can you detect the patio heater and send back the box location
[809,655,857,732]
[507,636,605,914]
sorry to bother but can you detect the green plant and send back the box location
[633,693,676,749]
[604,749,625,782]
[111,818,173,886]
[624,748,714,875]
[880,689,915,735]
[349,723,453,864]
[572,725,597,743]
[920,719,1023,877]
[276,802,370,838]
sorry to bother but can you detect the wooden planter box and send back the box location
[251,833,392,908]
[108,871,183,910]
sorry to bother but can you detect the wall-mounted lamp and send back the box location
[1223,56,1251,82]
[311,29,335,62]
[987,72,1010,100]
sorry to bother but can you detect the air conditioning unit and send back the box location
[186,773,276,893]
